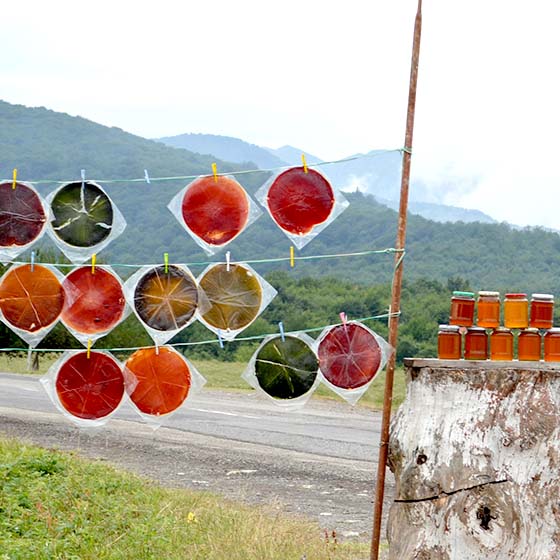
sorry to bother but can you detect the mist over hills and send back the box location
[156,132,495,225]
[1,100,558,294]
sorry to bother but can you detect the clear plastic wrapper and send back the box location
[61,265,129,347]
[40,350,127,427]
[242,332,320,409]
[45,180,126,263]
[124,263,203,346]
[316,321,393,405]
[0,263,65,347]
[123,345,206,428]
[255,166,349,249]
[197,261,277,341]
[168,174,262,255]
[0,181,48,263]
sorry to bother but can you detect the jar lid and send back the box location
[493,327,512,333]
[521,328,539,334]
[546,327,560,333]
[531,293,554,301]
[505,293,527,299]
[439,324,461,332]
[452,291,474,298]
[467,327,486,333]
[478,291,500,297]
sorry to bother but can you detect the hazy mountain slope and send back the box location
[155,133,288,169]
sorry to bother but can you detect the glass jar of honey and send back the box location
[464,327,487,360]
[438,325,461,359]
[477,291,500,328]
[530,293,554,329]
[490,327,514,361]
[544,328,560,362]
[517,328,541,361]
[504,293,528,329]
[450,291,475,327]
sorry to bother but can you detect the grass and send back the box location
[0,438,368,560]
[0,354,407,410]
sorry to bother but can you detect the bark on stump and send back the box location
[387,358,560,560]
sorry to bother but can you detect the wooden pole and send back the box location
[370,1,423,558]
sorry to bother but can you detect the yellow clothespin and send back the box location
[290,246,295,268]
[164,252,169,273]
[212,162,218,183]
[301,154,308,174]
[87,339,92,359]
[12,168,17,190]
[91,253,96,275]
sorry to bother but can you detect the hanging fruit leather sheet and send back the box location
[124,346,191,416]
[133,265,199,331]
[55,351,124,420]
[0,264,64,332]
[62,266,125,336]
[50,181,114,247]
[199,263,262,332]
[318,322,381,389]
[0,181,47,252]
[267,167,334,235]
[181,175,249,246]
[255,335,318,399]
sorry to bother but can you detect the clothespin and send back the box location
[278,321,285,342]
[290,246,295,268]
[144,169,151,184]
[12,168,17,190]
[387,305,392,328]
[155,344,159,356]
[212,162,218,183]
[339,311,348,331]
[30,251,35,273]
[217,329,224,349]
[225,251,231,272]
[81,169,86,188]
[87,339,92,359]
[301,154,308,174]
[91,253,96,275]
[164,252,169,273]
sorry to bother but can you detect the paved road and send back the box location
[0,372,394,540]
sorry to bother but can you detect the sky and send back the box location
[3,1,560,228]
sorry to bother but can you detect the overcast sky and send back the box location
[3,1,560,228]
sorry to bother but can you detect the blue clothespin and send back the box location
[81,169,86,189]
[144,169,151,184]
[30,251,35,272]
[217,330,224,349]
[278,321,285,342]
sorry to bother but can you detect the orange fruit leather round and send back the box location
[125,347,191,415]
[56,351,124,420]
[0,264,64,332]
[267,167,334,235]
[181,176,249,245]
[62,267,125,334]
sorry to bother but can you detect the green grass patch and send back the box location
[0,438,368,559]
[0,354,406,411]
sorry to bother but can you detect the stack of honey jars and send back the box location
[438,291,560,361]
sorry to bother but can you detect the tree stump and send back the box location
[387,358,560,560]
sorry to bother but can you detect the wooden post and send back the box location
[388,359,560,559]
[370,1,423,558]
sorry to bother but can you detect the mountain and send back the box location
[155,133,288,169]
[264,145,323,166]
[2,100,560,295]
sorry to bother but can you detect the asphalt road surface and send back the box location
[0,371,395,541]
